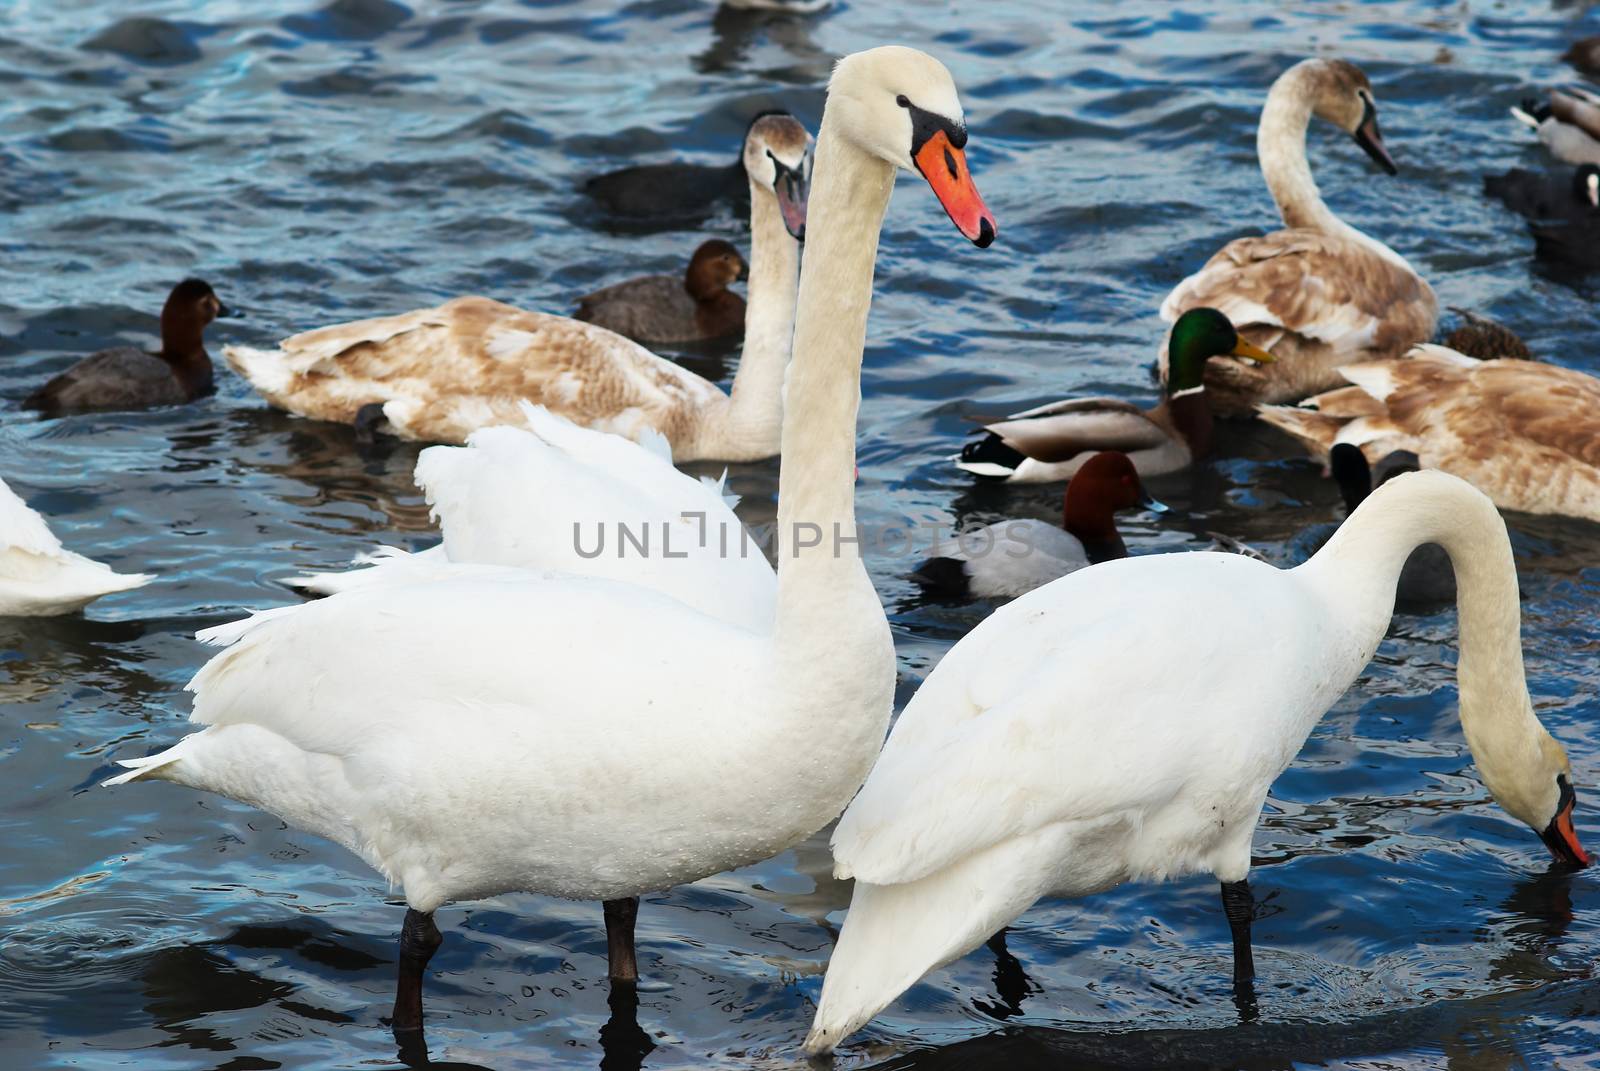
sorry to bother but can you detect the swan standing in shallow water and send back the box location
[804,471,1586,1055]
[0,477,151,616]
[108,46,995,1036]
[224,113,811,458]
[1160,58,1436,415]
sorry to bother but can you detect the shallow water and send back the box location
[2,0,1600,1067]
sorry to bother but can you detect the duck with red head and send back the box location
[24,278,234,414]
[913,452,1166,599]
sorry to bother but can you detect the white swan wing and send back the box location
[412,406,775,631]
[833,551,1316,886]
[0,477,152,615]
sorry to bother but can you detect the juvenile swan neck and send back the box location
[1306,471,1549,816]
[718,181,800,457]
[1257,64,1410,272]
[774,111,895,637]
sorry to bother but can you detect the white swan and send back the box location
[222,112,811,458]
[0,477,151,616]
[804,470,1587,1054]
[285,403,777,631]
[106,45,996,1036]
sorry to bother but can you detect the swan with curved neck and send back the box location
[222,113,811,459]
[108,45,995,1038]
[805,470,1584,1055]
[1160,58,1436,416]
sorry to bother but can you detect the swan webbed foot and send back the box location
[599,975,656,1071]
[392,907,443,1037]
[604,896,641,983]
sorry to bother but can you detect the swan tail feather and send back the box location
[804,850,1043,1055]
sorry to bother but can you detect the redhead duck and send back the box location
[24,279,232,414]
[914,451,1165,599]
[574,239,748,345]
[957,308,1274,483]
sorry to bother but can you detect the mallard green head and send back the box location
[1167,308,1275,395]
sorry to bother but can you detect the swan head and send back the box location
[743,110,813,240]
[827,46,996,246]
[1575,163,1600,209]
[1484,735,1589,869]
[1294,58,1397,176]
[684,239,747,299]
[1165,308,1275,394]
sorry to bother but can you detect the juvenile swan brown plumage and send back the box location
[223,113,813,458]
[1160,58,1436,415]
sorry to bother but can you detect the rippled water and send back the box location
[3,0,1600,1068]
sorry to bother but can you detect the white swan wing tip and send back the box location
[101,750,180,787]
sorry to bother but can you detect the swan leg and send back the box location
[1219,879,1259,1022]
[604,897,640,983]
[392,908,443,1035]
[979,928,1033,1020]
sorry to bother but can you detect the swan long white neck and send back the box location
[710,177,799,458]
[773,101,897,653]
[1257,65,1411,274]
[1297,471,1558,825]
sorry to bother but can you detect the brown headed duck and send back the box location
[24,279,233,414]
[574,239,749,345]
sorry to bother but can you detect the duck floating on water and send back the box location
[1160,58,1436,415]
[956,308,1273,483]
[24,279,233,414]
[804,471,1587,1055]
[107,46,995,1037]
[574,238,751,345]
[915,451,1164,599]
[223,112,812,458]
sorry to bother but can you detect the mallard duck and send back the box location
[1159,58,1436,415]
[574,238,749,344]
[914,452,1164,598]
[955,308,1273,483]
[1512,89,1600,167]
[804,471,1586,1054]
[107,46,996,1035]
[0,477,151,616]
[24,279,233,414]
[1257,344,1600,523]
[223,113,811,459]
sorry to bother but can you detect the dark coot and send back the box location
[1484,163,1599,221]
[1321,444,1456,608]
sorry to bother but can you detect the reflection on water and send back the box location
[2,0,1600,1067]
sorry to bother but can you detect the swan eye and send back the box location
[896,94,910,108]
